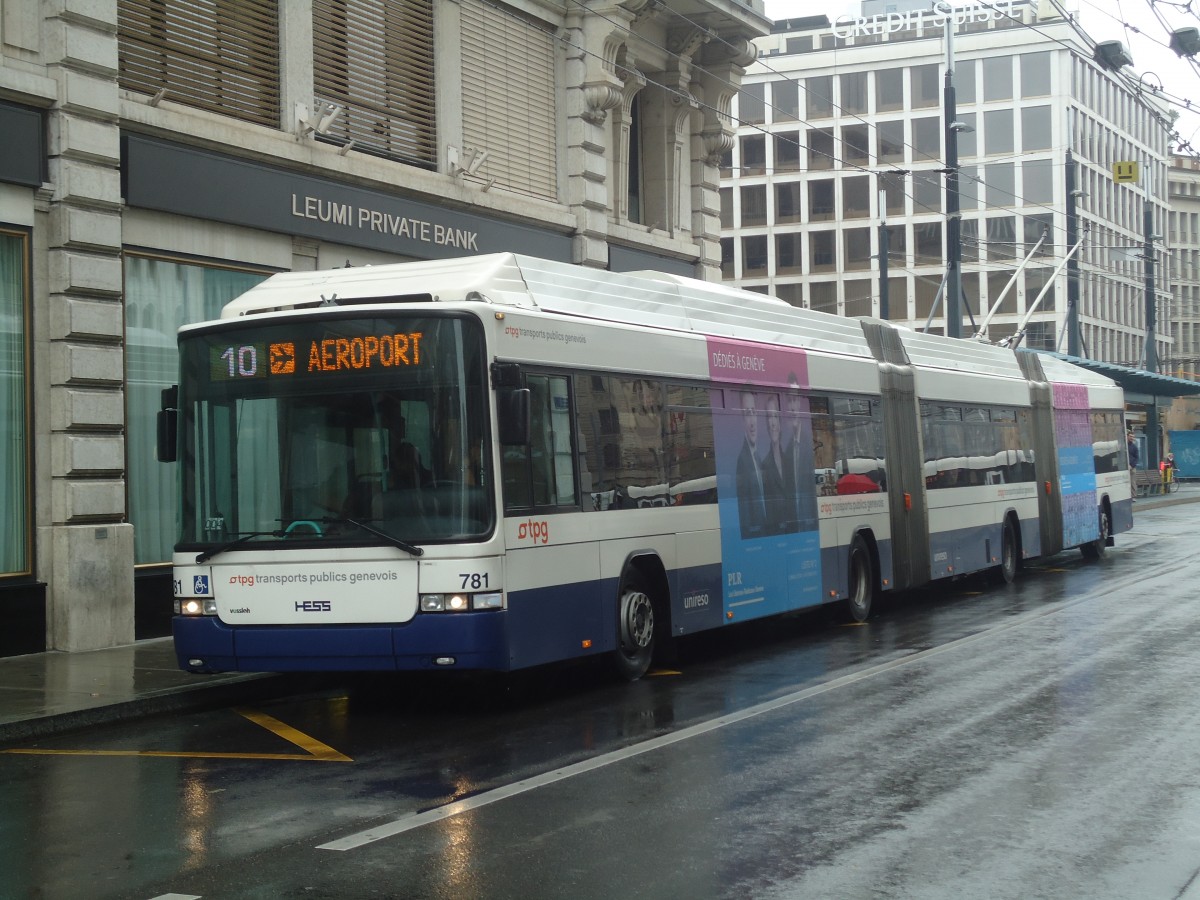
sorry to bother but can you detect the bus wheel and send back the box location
[1081,507,1110,560]
[998,518,1019,584]
[845,536,875,623]
[612,569,655,681]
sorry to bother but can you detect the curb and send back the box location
[0,673,322,745]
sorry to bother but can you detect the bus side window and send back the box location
[503,374,576,513]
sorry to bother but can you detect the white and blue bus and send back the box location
[160,254,1132,679]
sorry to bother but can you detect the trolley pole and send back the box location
[943,9,962,338]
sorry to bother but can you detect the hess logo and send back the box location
[295,600,332,612]
[517,519,550,544]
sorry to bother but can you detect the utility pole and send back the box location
[1065,151,1081,357]
[1144,206,1157,373]
[942,4,962,338]
[879,188,889,320]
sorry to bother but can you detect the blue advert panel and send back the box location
[707,337,822,622]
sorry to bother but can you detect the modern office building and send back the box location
[0,0,770,656]
[1168,154,1200,381]
[720,0,1172,365]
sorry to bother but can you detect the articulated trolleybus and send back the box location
[161,254,1131,679]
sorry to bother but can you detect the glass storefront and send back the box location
[0,230,28,578]
[124,253,271,565]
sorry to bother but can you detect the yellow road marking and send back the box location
[647,669,682,676]
[234,707,352,761]
[1,707,352,762]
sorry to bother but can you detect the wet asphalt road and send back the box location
[4,503,1200,900]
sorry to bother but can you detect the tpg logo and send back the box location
[516,519,550,544]
[295,600,332,612]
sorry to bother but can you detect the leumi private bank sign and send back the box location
[831,0,1016,39]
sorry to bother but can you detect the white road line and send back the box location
[318,586,1114,853]
[147,894,201,899]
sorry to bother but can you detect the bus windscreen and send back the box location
[176,314,491,549]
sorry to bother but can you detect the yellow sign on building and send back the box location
[1113,161,1139,182]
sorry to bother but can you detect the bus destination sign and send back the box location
[210,331,424,381]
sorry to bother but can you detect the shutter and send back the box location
[118,0,280,129]
[460,0,558,201]
[313,0,436,166]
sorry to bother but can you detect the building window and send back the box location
[986,216,1018,260]
[957,112,977,158]
[876,67,904,111]
[912,64,940,108]
[957,59,976,104]
[841,72,868,114]
[809,128,835,170]
[740,134,766,175]
[985,162,1015,208]
[960,165,980,210]
[913,117,940,158]
[806,75,834,118]
[0,230,29,578]
[843,175,871,218]
[811,280,837,313]
[810,231,836,272]
[742,235,769,274]
[809,180,835,221]
[314,0,437,165]
[1021,106,1052,151]
[988,270,1015,313]
[1022,159,1053,204]
[774,80,800,121]
[877,120,905,164]
[844,279,873,317]
[740,185,767,226]
[776,233,803,274]
[627,94,643,223]
[961,219,979,263]
[719,187,733,228]
[984,109,1014,155]
[915,221,943,265]
[124,254,272,565]
[843,124,870,165]
[1024,213,1054,254]
[913,171,942,213]
[774,132,801,172]
[461,0,558,199]
[775,183,804,224]
[739,83,766,125]
[118,0,281,128]
[982,56,1013,101]
[1020,52,1051,98]
[721,237,735,278]
[845,228,872,271]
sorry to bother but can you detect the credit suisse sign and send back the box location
[832,0,1017,39]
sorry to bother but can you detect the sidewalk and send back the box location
[2,483,1197,745]
[0,637,285,744]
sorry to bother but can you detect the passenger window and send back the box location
[502,374,576,512]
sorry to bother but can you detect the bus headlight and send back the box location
[420,592,505,612]
[175,598,218,616]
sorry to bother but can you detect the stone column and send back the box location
[690,39,757,281]
[39,2,133,650]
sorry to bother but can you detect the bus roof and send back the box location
[215,253,877,362]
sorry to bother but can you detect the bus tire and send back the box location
[998,518,1019,584]
[1081,505,1110,560]
[612,568,656,681]
[844,535,876,623]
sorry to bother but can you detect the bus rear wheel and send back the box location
[998,518,1019,584]
[612,569,656,681]
[1081,506,1110,560]
[845,536,875,623]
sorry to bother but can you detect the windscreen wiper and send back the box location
[195,530,281,564]
[322,516,424,557]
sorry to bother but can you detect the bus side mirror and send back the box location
[498,388,530,445]
[157,385,178,462]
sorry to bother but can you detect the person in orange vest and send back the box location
[1161,451,1176,484]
